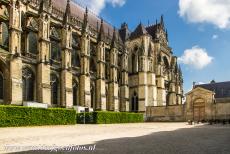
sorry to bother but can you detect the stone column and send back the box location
[60,25,73,108]
[37,12,51,105]
[108,48,119,111]
[79,34,91,107]
[96,42,106,110]
[169,81,177,105]
[137,38,149,112]
[138,70,148,112]
[9,0,23,105]
[147,72,157,106]
[120,47,129,111]
[156,60,166,106]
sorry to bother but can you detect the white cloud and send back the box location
[178,46,213,69]
[75,0,126,15]
[178,0,230,29]
[212,34,218,39]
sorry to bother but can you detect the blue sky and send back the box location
[75,0,230,92]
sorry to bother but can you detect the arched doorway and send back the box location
[90,82,96,109]
[22,67,35,101]
[131,92,138,112]
[51,74,59,105]
[0,71,3,102]
[193,99,205,122]
[73,80,79,106]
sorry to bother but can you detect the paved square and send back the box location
[0,123,230,154]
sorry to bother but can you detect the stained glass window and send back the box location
[90,58,97,73]
[72,49,80,67]
[28,32,38,54]
[51,40,61,61]
[2,22,9,48]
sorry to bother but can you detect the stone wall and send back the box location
[214,101,230,120]
[145,105,186,122]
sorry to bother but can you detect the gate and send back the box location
[193,100,205,122]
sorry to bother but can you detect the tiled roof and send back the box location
[53,0,114,37]
[52,0,164,43]
[195,81,230,98]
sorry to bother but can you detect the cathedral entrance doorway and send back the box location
[193,99,205,122]
[131,92,138,112]
[22,67,35,102]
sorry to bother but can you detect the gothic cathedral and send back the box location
[0,0,183,112]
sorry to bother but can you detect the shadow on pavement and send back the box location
[11,124,230,154]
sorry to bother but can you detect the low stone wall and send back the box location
[214,102,230,120]
[145,105,186,122]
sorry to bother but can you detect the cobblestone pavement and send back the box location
[0,123,230,154]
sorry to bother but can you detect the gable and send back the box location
[186,87,214,96]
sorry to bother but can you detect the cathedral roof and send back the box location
[146,24,160,39]
[52,0,166,44]
[195,81,230,98]
[130,23,148,40]
[53,0,115,39]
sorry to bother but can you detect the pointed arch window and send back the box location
[51,40,61,61]
[72,48,81,67]
[21,12,25,53]
[51,74,59,105]
[50,27,61,61]
[90,58,97,73]
[132,53,138,73]
[105,49,110,80]
[1,22,9,49]
[72,34,81,67]
[22,67,35,101]
[0,72,3,100]
[28,32,38,54]
[105,63,109,80]
[131,92,138,112]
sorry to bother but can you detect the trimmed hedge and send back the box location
[0,105,76,127]
[76,111,144,124]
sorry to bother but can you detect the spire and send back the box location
[179,65,182,76]
[63,0,71,26]
[160,15,164,25]
[111,27,117,48]
[166,29,168,41]
[160,15,165,30]
[175,63,178,73]
[98,18,105,42]
[82,7,89,34]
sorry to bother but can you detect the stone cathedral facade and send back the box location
[0,0,183,112]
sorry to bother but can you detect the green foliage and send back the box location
[0,105,76,127]
[76,111,144,124]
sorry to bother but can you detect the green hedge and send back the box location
[76,111,144,124]
[0,105,76,127]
